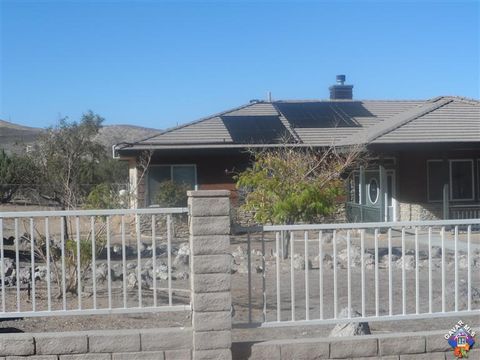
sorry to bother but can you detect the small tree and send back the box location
[33,111,107,210]
[0,150,36,203]
[235,145,363,257]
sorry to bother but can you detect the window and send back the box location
[368,178,379,204]
[450,160,474,201]
[147,165,196,205]
[427,159,476,202]
[427,160,448,202]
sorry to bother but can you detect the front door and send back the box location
[365,170,396,221]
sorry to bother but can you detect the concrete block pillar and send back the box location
[188,190,232,360]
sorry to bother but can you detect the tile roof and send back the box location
[115,96,479,153]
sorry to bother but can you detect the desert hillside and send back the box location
[0,119,160,154]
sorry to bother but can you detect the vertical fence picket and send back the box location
[415,227,419,314]
[401,227,406,315]
[247,230,252,323]
[91,216,97,310]
[136,214,142,308]
[167,215,172,307]
[262,231,266,323]
[347,230,351,319]
[45,218,51,311]
[290,231,295,322]
[319,231,324,320]
[15,218,20,312]
[0,219,4,313]
[454,225,458,312]
[428,227,432,314]
[60,217,66,311]
[152,215,157,308]
[441,226,445,312]
[467,225,472,311]
[75,216,81,310]
[333,230,337,319]
[30,218,36,312]
[275,232,281,322]
[121,215,127,309]
[106,216,112,310]
[388,228,392,316]
[304,231,310,321]
[360,229,365,318]
[374,228,379,317]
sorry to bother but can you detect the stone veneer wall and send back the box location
[246,329,479,360]
[0,328,191,359]
[398,202,443,221]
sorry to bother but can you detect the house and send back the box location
[113,76,480,222]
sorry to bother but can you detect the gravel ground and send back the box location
[0,203,478,341]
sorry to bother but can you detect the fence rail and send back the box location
[240,219,480,327]
[0,207,189,318]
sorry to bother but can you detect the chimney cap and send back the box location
[336,74,346,85]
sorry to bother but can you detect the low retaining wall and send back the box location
[245,329,479,359]
[0,327,192,359]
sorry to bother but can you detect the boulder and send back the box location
[338,245,363,267]
[126,272,137,290]
[34,266,48,281]
[292,254,312,270]
[173,243,190,266]
[154,263,169,280]
[431,246,442,258]
[232,246,247,259]
[1,258,15,277]
[18,267,31,284]
[112,244,122,257]
[395,255,415,270]
[96,263,116,283]
[329,307,371,337]
[458,254,469,269]
[175,271,189,280]
[126,271,152,290]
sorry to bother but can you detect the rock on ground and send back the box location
[329,307,371,337]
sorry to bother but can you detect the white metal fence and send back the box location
[240,219,480,327]
[0,208,189,318]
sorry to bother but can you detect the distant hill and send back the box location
[0,120,43,154]
[0,119,160,154]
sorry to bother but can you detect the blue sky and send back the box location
[0,0,479,130]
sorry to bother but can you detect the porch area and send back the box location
[346,148,480,223]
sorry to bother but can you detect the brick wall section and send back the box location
[247,329,479,359]
[188,190,233,360]
[0,328,192,359]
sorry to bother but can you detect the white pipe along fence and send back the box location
[0,208,189,318]
[240,219,480,327]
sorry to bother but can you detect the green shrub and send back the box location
[155,181,189,207]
